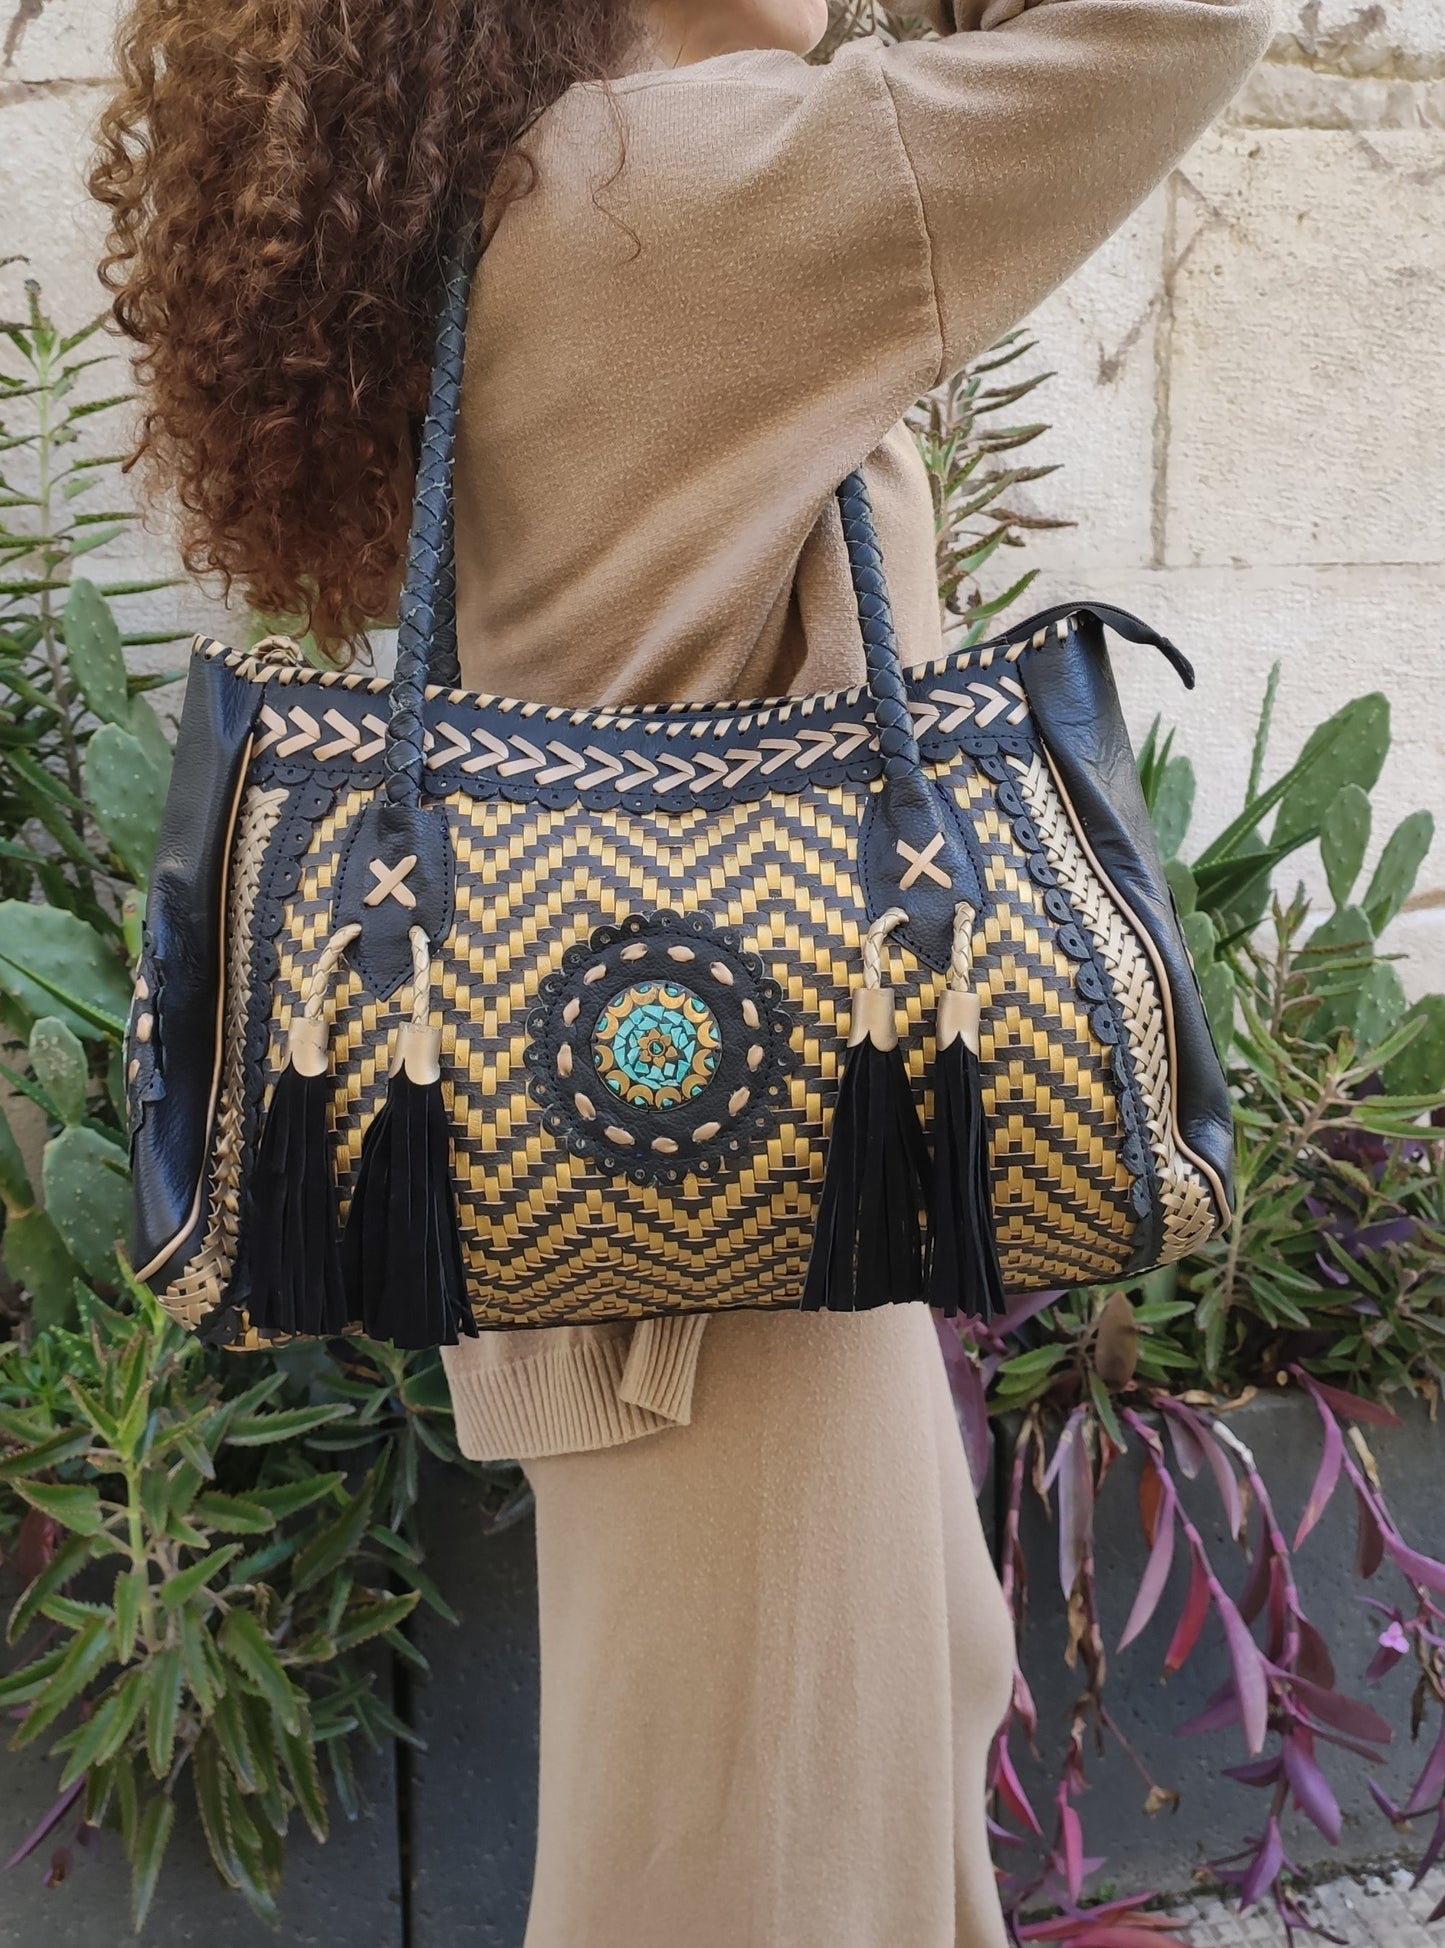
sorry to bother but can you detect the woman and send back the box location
[93,0,1271,1941]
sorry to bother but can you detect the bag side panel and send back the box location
[130,654,260,1279]
[1019,619,1234,1223]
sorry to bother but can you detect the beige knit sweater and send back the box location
[440,0,1273,1460]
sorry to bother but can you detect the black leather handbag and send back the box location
[127,233,1232,1350]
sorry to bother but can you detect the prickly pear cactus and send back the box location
[83,722,170,889]
[1273,693,1390,849]
[1306,905,1376,1047]
[0,1104,81,1326]
[0,901,131,1039]
[62,577,129,726]
[40,1124,131,1284]
[4,1209,80,1329]
[1364,810,1435,936]
[1151,754,1196,862]
[1321,784,1371,910]
[29,1015,88,1127]
[1349,960,1408,1053]
[1383,994,1445,1097]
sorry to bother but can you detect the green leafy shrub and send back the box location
[0,1275,488,1928]
[986,668,1444,1414]
[1135,669,1445,1397]
[0,285,182,1326]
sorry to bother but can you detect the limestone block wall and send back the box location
[1010,0,1445,991]
[2,0,1442,986]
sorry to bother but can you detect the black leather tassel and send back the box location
[926,905,1006,1320]
[341,1024,478,1351]
[244,1021,350,1338]
[802,911,929,1311]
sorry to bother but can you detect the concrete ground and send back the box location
[1172,1866,1445,1945]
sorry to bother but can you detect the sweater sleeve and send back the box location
[853,0,1275,378]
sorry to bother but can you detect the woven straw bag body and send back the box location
[128,238,1232,1349]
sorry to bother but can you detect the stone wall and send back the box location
[2,0,1441,986]
[1000,0,1445,991]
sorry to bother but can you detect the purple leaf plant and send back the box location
[940,1314,1445,1945]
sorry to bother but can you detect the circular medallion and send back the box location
[524,912,796,1186]
[593,983,721,1108]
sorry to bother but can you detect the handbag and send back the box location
[127,232,1233,1350]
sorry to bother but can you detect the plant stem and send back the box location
[33,337,83,814]
[28,319,98,911]
[123,1461,161,1656]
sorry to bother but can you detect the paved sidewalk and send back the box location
[1172,1867,1445,1945]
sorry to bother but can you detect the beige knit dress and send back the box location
[438,0,1272,1940]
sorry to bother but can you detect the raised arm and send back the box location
[863,0,1275,376]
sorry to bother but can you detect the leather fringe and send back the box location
[925,906,1005,1320]
[802,910,929,1311]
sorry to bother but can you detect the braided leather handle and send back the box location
[431,494,460,691]
[834,469,920,781]
[384,223,482,806]
[382,230,921,804]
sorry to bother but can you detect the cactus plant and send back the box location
[1320,782,1371,909]
[0,902,131,1040]
[1181,908,1217,971]
[1303,903,1375,1043]
[128,694,175,775]
[1364,809,1435,935]
[28,1016,88,1128]
[1272,692,1390,848]
[0,1107,81,1326]
[84,722,170,888]
[1164,855,1197,917]
[1197,959,1236,1060]
[61,578,131,727]
[3,1209,81,1328]
[40,1124,132,1284]
[1150,752,1196,862]
[1382,994,1445,1097]
[1348,957,1409,1051]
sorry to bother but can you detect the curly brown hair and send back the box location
[90,1,639,654]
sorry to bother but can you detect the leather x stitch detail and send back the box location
[896,832,953,891]
[364,854,419,909]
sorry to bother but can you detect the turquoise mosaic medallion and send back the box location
[525,910,797,1186]
[593,983,721,1110]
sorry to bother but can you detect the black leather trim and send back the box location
[124,932,165,1137]
[227,642,1037,814]
[964,732,1161,1264]
[1008,602,1195,689]
[332,802,456,999]
[131,653,262,1276]
[1019,615,1234,1213]
[859,779,986,973]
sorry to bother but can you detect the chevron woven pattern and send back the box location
[155,734,1154,1342]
